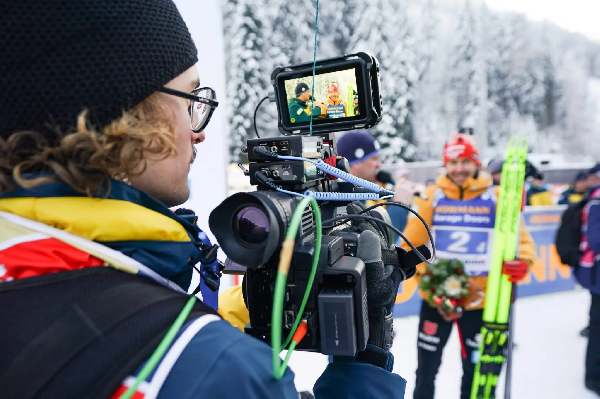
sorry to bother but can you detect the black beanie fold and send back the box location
[0,0,198,140]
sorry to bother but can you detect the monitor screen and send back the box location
[283,67,360,125]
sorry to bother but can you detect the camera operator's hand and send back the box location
[356,230,402,349]
[347,202,419,350]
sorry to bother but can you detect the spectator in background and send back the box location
[388,165,419,243]
[586,162,600,192]
[577,163,600,395]
[487,158,504,186]
[559,171,589,205]
[336,130,413,243]
[424,178,435,188]
[526,163,553,206]
[337,130,382,183]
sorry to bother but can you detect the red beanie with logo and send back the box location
[443,133,480,166]
[327,82,339,95]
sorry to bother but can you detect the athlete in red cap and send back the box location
[401,133,537,399]
[325,82,348,119]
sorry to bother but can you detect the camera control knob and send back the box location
[272,170,280,178]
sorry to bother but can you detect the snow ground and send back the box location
[287,288,598,399]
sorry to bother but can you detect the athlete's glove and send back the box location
[502,258,528,282]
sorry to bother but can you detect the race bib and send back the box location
[433,226,494,276]
[431,189,496,276]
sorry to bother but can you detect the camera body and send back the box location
[210,54,386,356]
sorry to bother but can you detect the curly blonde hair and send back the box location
[0,92,179,195]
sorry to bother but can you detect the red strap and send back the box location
[324,156,338,180]
[453,316,467,359]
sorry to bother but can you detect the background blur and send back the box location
[180,0,599,397]
[222,0,600,164]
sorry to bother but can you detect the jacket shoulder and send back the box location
[158,319,298,399]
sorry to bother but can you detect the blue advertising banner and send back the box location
[392,205,575,317]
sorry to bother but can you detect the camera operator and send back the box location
[288,83,327,123]
[0,1,408,398]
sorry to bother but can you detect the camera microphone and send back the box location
[376,170,428,201]
[376,170,395,185]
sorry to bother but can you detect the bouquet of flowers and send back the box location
[419,259,469,315]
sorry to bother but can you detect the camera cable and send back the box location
[253,95,269,138]
[252,146,394,199]
[271,195,322,380]
[302,213,435,266]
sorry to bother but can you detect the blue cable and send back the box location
[277,188,307,198]
[270,153,394,196]
[305,191,380,201]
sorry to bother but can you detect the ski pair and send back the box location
[470,136,528,399]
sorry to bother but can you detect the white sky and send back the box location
[483,0,600,43]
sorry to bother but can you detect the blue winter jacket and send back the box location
[579,185,600,295]
[0,180,407,398]
[387,205,409,245]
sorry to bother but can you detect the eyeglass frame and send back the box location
[158,86,219,132]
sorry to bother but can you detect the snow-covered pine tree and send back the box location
[320,0,358,56]
[225,0,270,162]
[413,0,447,160]
[385,0,419,161]
[538,34,562,130]
[449,0,486,145]
[268,0,325,67]
[486,12,515,146]
[416,0,438,82]
[349,0,418,162]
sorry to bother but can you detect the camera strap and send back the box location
[194,230,221,310]
[174,208,221,311]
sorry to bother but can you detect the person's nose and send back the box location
[192,130,205,144]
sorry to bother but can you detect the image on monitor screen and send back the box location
[284,68,359,124]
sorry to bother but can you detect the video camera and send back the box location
[209,53,429,356]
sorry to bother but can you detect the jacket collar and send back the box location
[435,172,492,199]
[0,179,197,235]
[0,179,203,290]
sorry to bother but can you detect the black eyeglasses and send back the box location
[158,86,219,132]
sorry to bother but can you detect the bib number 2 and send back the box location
[434,228,493,276]
[447,232,486,254]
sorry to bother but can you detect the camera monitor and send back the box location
[272,53,381,136]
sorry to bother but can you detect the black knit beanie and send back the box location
[0,0,198,141]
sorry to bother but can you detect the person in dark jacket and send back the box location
[0,1,409,398]
[288,83,327,123]
[558,171,589,205]
[525,164,553,206]
[577,163,600,395]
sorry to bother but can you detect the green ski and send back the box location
[470,136,528,399]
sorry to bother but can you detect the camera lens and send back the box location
[234,206,270,245]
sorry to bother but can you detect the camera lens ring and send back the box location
[232,205,271,246]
